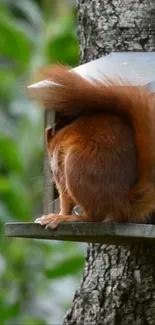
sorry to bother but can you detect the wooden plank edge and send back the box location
[5,222,155,246]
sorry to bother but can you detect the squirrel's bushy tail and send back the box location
[27,65,155,210]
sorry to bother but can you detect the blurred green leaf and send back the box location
[0,70,18,101]
[21,317,47,325]
[46,15,79,66]
[46,255,84,279]
[1,175,33,220]
[0,137,23,173]
[11,0,43,29]
[0,302,20,323]
[0,9,31,68]
[47,33,79,66]
[0,177,11,193]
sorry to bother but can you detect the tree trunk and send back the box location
[63,1,155,324]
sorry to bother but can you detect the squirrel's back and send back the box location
[47,112,138,222]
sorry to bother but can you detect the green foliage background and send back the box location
[0,0,85,324]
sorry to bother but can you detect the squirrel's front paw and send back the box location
[35,214,63,229]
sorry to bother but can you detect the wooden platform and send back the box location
[5,222,155,246]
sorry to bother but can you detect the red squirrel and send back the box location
[28,65,155,229]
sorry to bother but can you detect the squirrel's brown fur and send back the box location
[34,65,155,228]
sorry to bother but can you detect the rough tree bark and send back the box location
[63,1,155,325]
